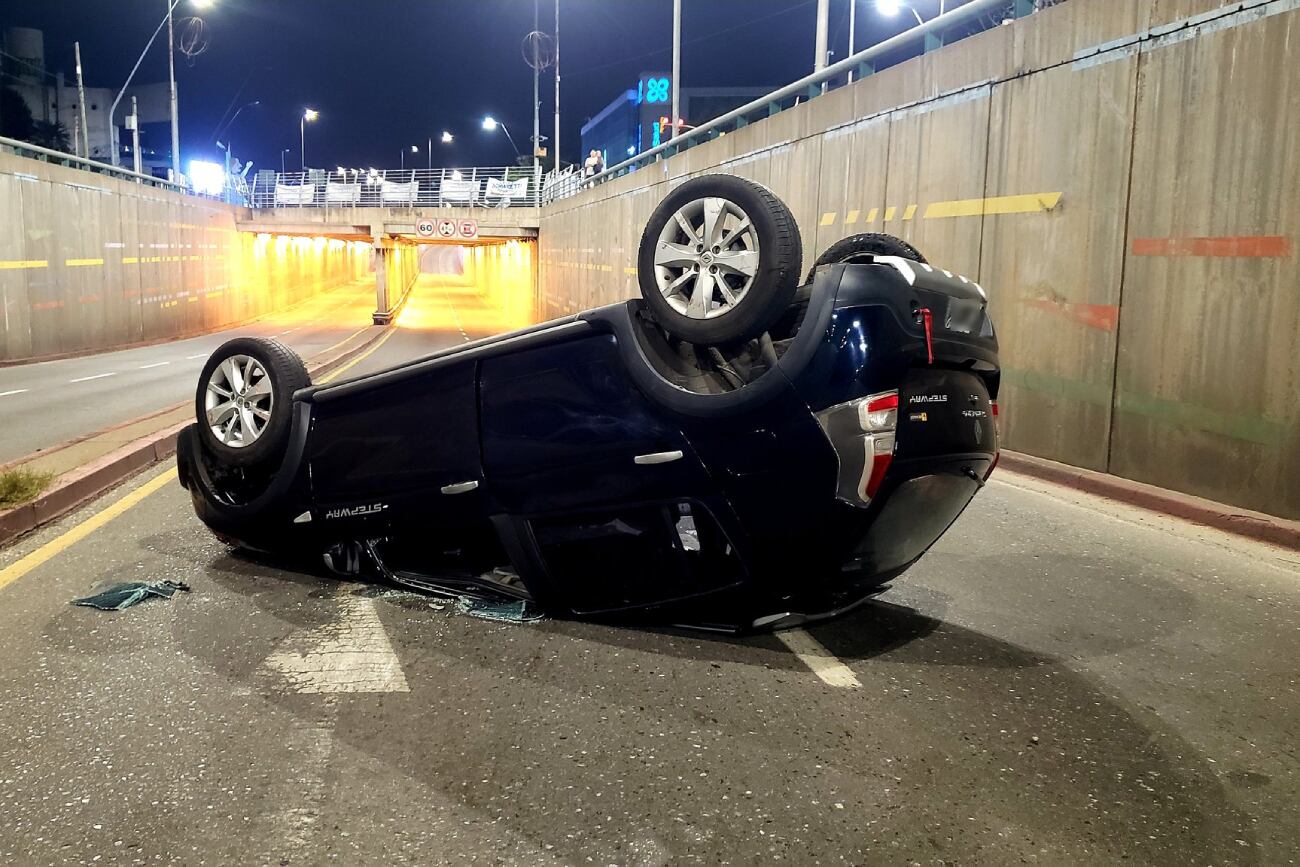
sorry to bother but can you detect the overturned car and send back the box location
[177,175,1000,630]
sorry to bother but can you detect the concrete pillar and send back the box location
[373,239,390,325]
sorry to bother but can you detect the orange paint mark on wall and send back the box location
[1131,236,1292,258]
[1028,299,1118,332]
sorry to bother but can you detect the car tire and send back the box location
[194,337,309,467]
[638,174,802,345]
[807,233,927,283]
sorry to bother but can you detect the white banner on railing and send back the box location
[381,180,418,203]
[325,182,361,204]
[275,183,315,205]
[486,177,529,198]
[440,178,480,202]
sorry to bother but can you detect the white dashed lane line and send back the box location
[68,372,116,384]
[0,389,29,398]
[138,361,170,369]
[185,354,206,360]
[775,628,863,689]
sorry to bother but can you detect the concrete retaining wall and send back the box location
[537,0,1300,520]
[0,151,372,362]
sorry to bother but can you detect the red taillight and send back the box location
[866,394,898,413]
[865,450,893,498]
[991,400,999,418]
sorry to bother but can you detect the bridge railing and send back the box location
[552,0,1054,201]
[0,134,185,193]
[249,167,539,209]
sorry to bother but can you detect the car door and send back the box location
[479,332,742,614]
[306,356,485,529]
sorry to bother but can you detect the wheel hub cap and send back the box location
[654,196,761,320]
[203,354,274,448]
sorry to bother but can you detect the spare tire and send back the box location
[807,232,926,283]
[195,337,310,467]
[638,174,802,345]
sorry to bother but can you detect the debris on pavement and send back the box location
[72,580,191,611]
[454,596,546,624]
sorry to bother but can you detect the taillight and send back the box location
[815,389,898,507]
[985,400,1001,480]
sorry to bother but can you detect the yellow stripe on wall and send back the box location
[0,260,49,270]
[925,192,1063,219]
[819,212,837,226]
[65,258,104,267]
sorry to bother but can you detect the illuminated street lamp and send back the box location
[426,132,453,169]
[108,0,215,171]
[482,115,521,158]
[876,0,933,25]
[401,144,419,170]
[300,108,318,170]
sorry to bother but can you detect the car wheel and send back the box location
[807,233,927,283]
[195,337,309,467]
[638,174,802,345]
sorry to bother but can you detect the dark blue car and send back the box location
[177,176,1000,630]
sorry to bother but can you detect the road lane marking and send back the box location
[261,595,409,693]
[186,353,206,359]
[0,389,28,398]
[138,361,170,369]
[0,467,177,594]
[316,328,398,384]
[775,628,862,689]
[68,372,116,383]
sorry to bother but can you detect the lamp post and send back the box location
[109,0,215,169]
[300,108,318,171]
[876,0,937,26]
[428,132,453,169]
[401,144,418,170]
[280,148,290,173]
[482,116,520,159]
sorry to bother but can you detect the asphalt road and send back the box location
[0,443,1296,862]
[0,280,381,464]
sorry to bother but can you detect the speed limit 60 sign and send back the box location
[416,219,435,238]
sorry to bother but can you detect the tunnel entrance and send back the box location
[389,240,538,335]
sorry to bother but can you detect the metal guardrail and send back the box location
[551,0,1036,200]
[250,167,539,209]
[0,134,185,192]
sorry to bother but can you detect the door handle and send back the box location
[440,480,479,495]
[634,450,684,465]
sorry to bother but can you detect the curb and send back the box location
[0,324,392,549]
[998,451,1300,551]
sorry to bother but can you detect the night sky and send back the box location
[2,1,929,171]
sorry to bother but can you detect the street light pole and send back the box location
[553,0,561,169]
[74,42,89,158]
[167,0,180,178]
[671,0,680,140]
[814,0,829,74]
[848,0,857,83]
[532,0,540,193]
[280,148,289,173]
[300,109,318,170]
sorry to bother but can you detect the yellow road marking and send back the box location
[0,260,49,270]
[317,327,398,384]
[924,191,1062,219]
[819,212,836,226]
[0,467,177,595]
[902,204,918,221]
[319,324,374,357]
[844,209,860,224]
[66,258,104,267]
[865,207,879,223]
[623,266,638,276]
[884,206,897,221]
